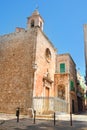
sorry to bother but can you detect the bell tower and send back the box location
[27,10,44,31]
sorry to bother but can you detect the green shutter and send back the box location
[60,63,65,73]
[70,81,74,87]
[70,81,75,91]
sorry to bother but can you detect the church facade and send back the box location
[0,10,79,115]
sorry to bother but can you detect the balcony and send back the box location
[55,69,69,74]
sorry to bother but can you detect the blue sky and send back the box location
[0,0,87,76]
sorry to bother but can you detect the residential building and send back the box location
[55,54,78,113]
[77,71,86,111]
[84,24,87,84]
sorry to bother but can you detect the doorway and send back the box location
[45,87,49,112]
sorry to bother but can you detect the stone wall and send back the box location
[0,27,56,115]
[0,29,37,114]
[55,54,78,113]
[33,28,56,97]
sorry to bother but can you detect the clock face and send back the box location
[45,48,51,63]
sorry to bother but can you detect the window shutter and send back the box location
[70,81,75,91]
[70,81,74,87]
[60,63,65,73]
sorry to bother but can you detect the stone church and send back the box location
[0,10,78,115]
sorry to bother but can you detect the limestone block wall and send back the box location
[56,54,77,88]
[55,54,78,113]
[33,28,56,97]
[0,29,37,114]
[54,73,69,101]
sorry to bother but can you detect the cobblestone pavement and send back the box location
[0,113,87,130]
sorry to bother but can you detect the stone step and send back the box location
[36,114,87,121]
[36,114,53,120]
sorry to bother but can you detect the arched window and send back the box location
[31,19,34,28]
[58,85,65,100]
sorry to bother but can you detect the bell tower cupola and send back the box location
[27,10,44,31]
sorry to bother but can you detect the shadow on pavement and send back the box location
[0,118,87,130]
